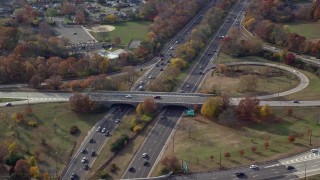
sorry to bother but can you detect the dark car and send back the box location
[160,62,164,65]
[143,161,149,166]
[70,173,76,180]
[81,149,87,154]
[91,151,96,157]
[4,103,12,107]
[154,96,161,99]
[105,131,110,136]
[235,172,245,177]
[129,167,135,172]
[199,71,203,75]
[156,64,159,67]
[89,138,94,143]
[287,165,295,170]
[84,164,89,170]
[160,68,164,71]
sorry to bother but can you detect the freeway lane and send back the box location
[62,105,133,180]
[132,0,217,91]
[181,0,247,93]
[122,107,185,179]
[170,150,320,180]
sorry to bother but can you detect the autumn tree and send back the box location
[224,152,231,158]
[122,66,136,90]
[105,14,118,23]
[288,135,296,143]
[142,98,157,115]
[0,27,19,50]
[170,58,187,70]
[251,146,257,153]
[75,11,86,24]
[285,53,296,65]
[260,104,272,117]
[45,75,62,90]
[13,159,31,178]
[160,156,181,173]
[287,108,293,116]
[216,64,228,74]
[236,96,260,121]
[264,141,269,149]
[69,93,101,113]
[0,141,8,163]
[219,93,230,110]
[29,166,40,179]
[239,149,245,156]
[201,97,220,118]
[60,2,75,15]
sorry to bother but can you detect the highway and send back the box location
[180,0,247,93]
[131,0,217,91]
[61,105,133,180]
[170,149,320,180]
[123,107,185,179]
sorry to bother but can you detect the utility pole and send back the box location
[309,129,312,146]
[304,161,307,180]
[219,151,222,169]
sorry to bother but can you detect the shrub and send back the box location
[69,126,80,135]
[28,120,38,127]
[110,134,129,153]
[133,125,142,133]
[5,153,25,166]
[100,171,111,179]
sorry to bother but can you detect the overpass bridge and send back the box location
[0,91,213,108]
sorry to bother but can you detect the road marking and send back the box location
[274,171,279,174]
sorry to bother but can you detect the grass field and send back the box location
[0,103,105,175]
[0,98,21,103]
[200,65,299,97]
[213,54,320,100]
[91,21,151,45]
[285,21,320,40]
[153,107,320,175]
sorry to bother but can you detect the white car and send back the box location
[250,165,258,169]
[101,128,106,133]
[142,153,148,158]
[125,95,132,98]
[115,119,120,124]
[170,46,174,50]
[311,149,319,153]
[81,157,87,163]
[96,126,101,132]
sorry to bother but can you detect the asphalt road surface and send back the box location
[180,0,247,93]
[56,25,96,44]
[122,107,185,179]
[170,149,320,180]
[61,105,133,180]
[131,0,218,91]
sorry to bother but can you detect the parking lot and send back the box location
[56,25,96,44]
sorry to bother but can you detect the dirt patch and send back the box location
[88,25,115,32]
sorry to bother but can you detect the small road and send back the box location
[61,105,134,180]
[169,149,320,180]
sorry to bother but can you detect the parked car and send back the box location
[4,103,12,107]
[250,165,258,169]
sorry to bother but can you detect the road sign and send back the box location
[183,162,188,173]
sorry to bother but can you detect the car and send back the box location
[170,46,174,50]
[81,157,87,163]
[84,164,89,170]
[160,62,164,65]
[73,32,77,35]
[91,151,96,157]
[292,100,299,103]
[160,53,164,57]
[235,172,245,177]
[96,127,101,132]
[4,103,12,107]
[128,167,135,172]
[207,53,212,56]
[70,173,76,180]
[311,149,319,153]
[167,60,170,63]
[143,161,149,166]
[101,128,106,133]
[105,131,110,136]
[168,53,172,57]
[115,119,120,124]
[160,68,164,71]
[186,84,190,88]
[140,81,144,84]
[161,116,165,119]
[179,90,184,93]
[250,165,258,169]
[125,95,132,98]
[89,138,94,143]
[175,41,179,44]
[149,75,153,79]
[138,86,144,91]
[287,165,295,170]
[156,64,159,67]
[154,95,161,99]
[142,153,148,158]
[199,71,203,75]
[81,149,87,154]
